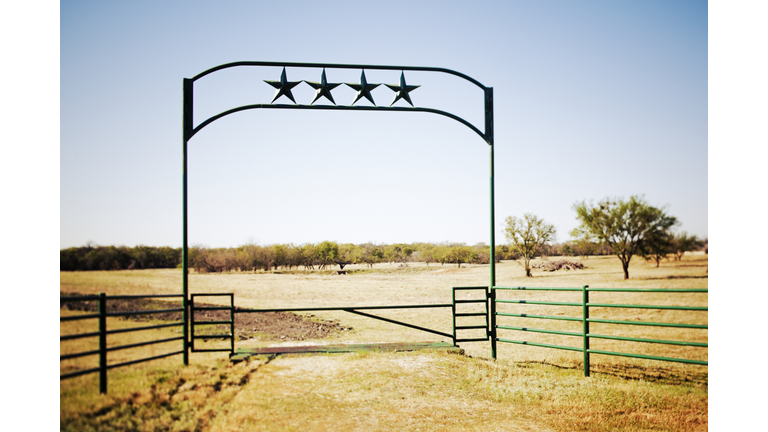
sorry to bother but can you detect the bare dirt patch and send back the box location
[60,293,352,341]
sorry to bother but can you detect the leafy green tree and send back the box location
[235,243,259,271]
[559,243,576,257]
[382,243,413,264]
[573,239,599,259]
[316,241,339,270]
[418,244,437,265]
[285,244,302,270]
[358,243,383,268]
[572,195,677,279]
[446,245,474,268]
[297,243,317,270]
[400,244,415,263]
[672,232,704,261]
[336,243,360,269]
[434,244,450,266]
[503,214,557,277]
[643,230,674,268]
[273,244,287,270]
[383,245,399,264]
[495,244,519,261]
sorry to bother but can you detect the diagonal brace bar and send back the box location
[344,309,453,339]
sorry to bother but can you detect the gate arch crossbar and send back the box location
[187,103,487,142]
[182,61,496,364]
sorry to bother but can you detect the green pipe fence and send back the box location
[60,293,185,394]
[491,286,708,376]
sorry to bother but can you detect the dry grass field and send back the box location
[61,253,708,431]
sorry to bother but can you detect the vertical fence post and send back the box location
[582,285,590,377]
[451,288,457,346]
[189,295,195,352]
[182,78,193,367]
[489,287,496,356]
[486,86,496,359]
[229,293,235,356]
[98,292,108,394]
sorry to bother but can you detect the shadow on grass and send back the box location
[65,354,279,432]
[637,275,709,281]
[514,360,708,386]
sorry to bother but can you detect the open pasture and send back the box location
[61,253,707,431]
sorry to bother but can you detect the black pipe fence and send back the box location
[60,293,185,394]
[190,293,235,354]
[235,301,455,349]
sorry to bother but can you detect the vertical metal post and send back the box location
[486,87,497,359]
[484,288,490,339]
[182,78,193,366]
[229,293,235,356]
[582,285,590,377]
[98,292,108,394]
[189,295,195,352]
[451,288,457,346]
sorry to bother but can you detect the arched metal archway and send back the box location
[182,61,497,363]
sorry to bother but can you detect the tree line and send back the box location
[60,244,182,271]
[188,240,618,273]
[189,242,499,273]
[58,242,492,272]
[60,240,612,273]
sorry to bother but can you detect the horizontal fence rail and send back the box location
[60,293,185,393]
[492,286,708,376]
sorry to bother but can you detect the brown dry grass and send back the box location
[61,253,708,431]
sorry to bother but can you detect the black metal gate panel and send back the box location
[190,293,234,355]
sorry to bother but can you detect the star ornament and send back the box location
[304,68,342,105]
[264,67,302,104]
[385,72,420,107]
[345,69,380,106]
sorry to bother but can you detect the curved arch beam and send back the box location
[189,103,489,144]
[191,61,487,90]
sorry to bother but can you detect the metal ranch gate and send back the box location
[60,61,707,394]
[180,61,497,365]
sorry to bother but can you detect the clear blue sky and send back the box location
[59,0,708,249]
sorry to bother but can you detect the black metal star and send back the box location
[264,67,302,104]
[385,72,420,107]
[304,68,342,105]
[345,69,380,106]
